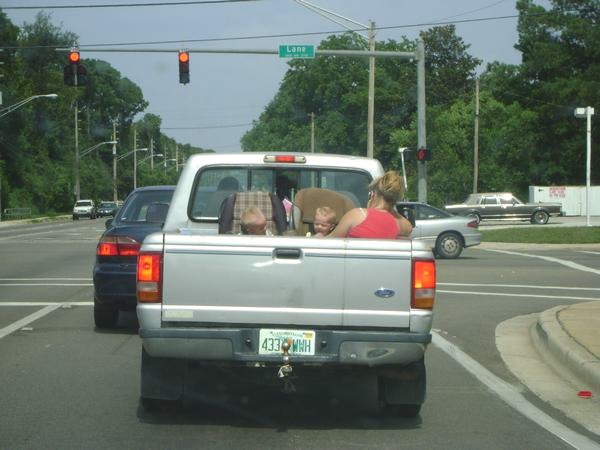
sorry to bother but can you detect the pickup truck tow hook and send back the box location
[277,339,296,393]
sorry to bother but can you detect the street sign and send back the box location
[279,45,315,59]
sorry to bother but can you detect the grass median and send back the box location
[481,226,600,244]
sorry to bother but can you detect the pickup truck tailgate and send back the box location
[159,234,413,329]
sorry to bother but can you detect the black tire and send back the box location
[435,232,463,259]
[531,210,549,225]
[72,215,78,220]
[94,305,119,328]
[467,212,481,224]
[383,403,422,418]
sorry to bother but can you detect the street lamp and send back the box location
[0,94,58,119]
[75,140,117,201]
[574,106,595,227]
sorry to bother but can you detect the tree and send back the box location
[513,0,600,184]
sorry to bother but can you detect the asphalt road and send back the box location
[0,219,599,449]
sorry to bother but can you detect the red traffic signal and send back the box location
[64,50,86,86]
[68,50,80,64]
[417,147,431,161]
[179,51,190,84]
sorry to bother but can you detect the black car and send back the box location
[93,185,175,328]
[96,201,118,218]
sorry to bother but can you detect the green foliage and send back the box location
[481,226,600,243]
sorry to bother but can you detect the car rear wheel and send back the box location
[531,210,549,225]
[435,232,463,259]
[467,212,481,224]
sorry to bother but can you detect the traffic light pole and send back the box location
[416,40,427,203]
[63,45,428,200]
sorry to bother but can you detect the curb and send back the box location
[532,305,600,395]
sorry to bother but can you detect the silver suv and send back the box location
[72,199,96,220]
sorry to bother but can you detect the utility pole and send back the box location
[367,20,376,158]
[309,112,315,152]
[150,138,154,170]
[74,100,80,200]
[112,121,117,201]
[416,39,427,203]
[473,78,479,194]
[133,128,138,189]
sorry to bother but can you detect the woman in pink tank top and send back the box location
[328,171,412,239]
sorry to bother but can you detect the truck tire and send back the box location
[531,210,549,225]
[435,232,463,259]
[378,359,426,418]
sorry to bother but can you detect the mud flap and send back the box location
[378,359,426,406]
[141,347,185,401]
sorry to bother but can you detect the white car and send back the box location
[396,201,481,259]
[72,199,96,220]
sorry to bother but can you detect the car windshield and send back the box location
[75,201,92,207]
[99,202,116,208]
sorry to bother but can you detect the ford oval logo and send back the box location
[374,288,395,299]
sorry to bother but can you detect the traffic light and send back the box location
[178,50,190,84]
[64,50,87,86]
[416,147,431,161]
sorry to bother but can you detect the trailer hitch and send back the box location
[277,339,296,393]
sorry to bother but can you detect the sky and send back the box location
[2,0,551,153]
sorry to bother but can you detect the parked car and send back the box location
[72,199,96,220]
[96,201,118,218]
[93,185,175,328]
[444,192,563,225]
[396,201,481,259]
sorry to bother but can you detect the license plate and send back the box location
[258,329,316,355]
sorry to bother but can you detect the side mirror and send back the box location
[105,218,113,229]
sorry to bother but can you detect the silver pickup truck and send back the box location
[136,152,436,417]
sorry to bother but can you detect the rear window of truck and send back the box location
[189,166,372,220]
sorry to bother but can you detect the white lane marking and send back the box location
[0,304,62,339]
[579,250,600,255]
[438,289,599,302]
[483,248,600,276]
[432,331,600,450]
[0,283,92,287]
[0,302,93,306]
[0,278,91,281]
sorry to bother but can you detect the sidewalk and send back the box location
[532,301,600,396]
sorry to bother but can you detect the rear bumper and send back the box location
[139,327,431,367]
[93,264,137,309]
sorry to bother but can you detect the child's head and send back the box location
[314,206,337,235]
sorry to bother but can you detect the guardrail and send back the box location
[2,208,33,220]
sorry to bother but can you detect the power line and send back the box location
[1,11,557,51]
[1,0,258,10]
[163,123,253,130]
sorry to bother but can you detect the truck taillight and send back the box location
[412,259,436,310]
[97,236,141,257]
[137,252,163,303]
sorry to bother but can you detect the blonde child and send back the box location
[312,206,337,237]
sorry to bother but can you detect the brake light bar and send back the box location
[137,251,163,303]
[411,259,436,310]
[263,155,306,163]
[97,236,141,257]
